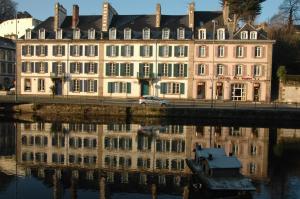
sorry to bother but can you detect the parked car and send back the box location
[139,95,169,107]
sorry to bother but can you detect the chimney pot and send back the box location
[72,5,79,29]
[155,3,161,28]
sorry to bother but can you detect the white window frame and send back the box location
[236,46,244,58]
[179,46,185,57]
[111,45,117,57]
[143,28,150,40]
[73,29,80,40]
[39,29,45,39]
[110,63,117,76]
[217,28,225,40]
[218,46,225,57]
[162,64,168,77]
[124,28,131,40]
[89,63,95,74]
[254,65,261,76]
[56,29,63,39]
[26,62,31,72]
[109,28,117,40]
[198,29,206,40]
[199,46,206,57]
[162,45,169,57]
[40,45,46,56]
[89,45,95,56]
[240,31,248,40]
[235,65,243,76]
[217,64,224,76]
[125,64,131,76]
[162,28,170,40]
[74,79,80,92]
[177,27,185,40]
[57,63,63,75]
[40,62,46,73]
[167,82,180,94]
[250,31,257,40]
[88,29,95,40]
[88,79,94,92]
[179,64,184,77]
[255,46,262,58]
[143,64,150,77]
[57,45,63,56]
[24,79,31,91]
[25,29,31,40]
[144,45,151,57]
[38,79,45,92]
[74,45,80,56]
[198,64,205,76]
[125,45,132,57]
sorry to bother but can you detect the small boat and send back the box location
[186,145,256,194]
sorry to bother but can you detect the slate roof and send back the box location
[234,23,268,40]
[196,148,226,159]
[0,37,15,50]
[206,156,242,169]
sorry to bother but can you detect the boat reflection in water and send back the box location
[2,122,270,198]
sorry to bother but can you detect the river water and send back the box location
[0,117,299,199]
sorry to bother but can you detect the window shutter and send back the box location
[79,63,83,73]
[130,64,134,76]
[45,46,48,56]
[121,46,125,56]
[120,63,126,76]
[106,46,111,56]
[158,64,163,76]
[36,46,41,56]
[80,80,83,92]
[261,65,265,76]
[108,82,112,93]
[252,47,255,58]
[262,47,266,58]
[106,63,111,76]
[52,62,58,73]
[70,80,74,92]
[62,62,66,73]
[22,46,26,56]
[130,46,134,56]
[234,46,237,58]
[116,63,120,76]
[184,64,188,77]
[149,46,153,56]
[30,46,34,56]
[184,46,188,57]
[244,47,247,58]
[127,83,131,94]
[45,63,48,73]
[232,65,236,76]
[224,65,228,75]
[169,46,172,57]
[62,46,65,56]
[80,46,83,56]
[180,83,185,94]
[174,64,179,77]
[175,46,179,57]
[85,46,89,56]
[159,46,163,57]
[84,63,89,73]
[35,62,41,73]
[94,63,98,74]
[139,63,144,76]
[70,46,74,56]
[22,62,26,72]
[224,46,228,57]
[94,80,97,92]
[243,65,247,76]
[150,63,153,74]
[116,46,119,56]
[31,62,34,73]
[160,83,166,94]
[140,46,144,57]
[70,63,75,73]
[168,64,172,77]
[84,80,88,92]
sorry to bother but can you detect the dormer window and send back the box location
[198,29,206,40]
[143,28,150,40]
[73,29,80,40]
[56,29,63,40]
[162,28,170,40]
[217,28,225,40]
[109,28,116,40]
[124,28,131,40]
[241,31,248,40]
[88,29,95,40]
[25,29,31,40]
[250,31,257,40]
[177,27,185,40]
[39,29,45,39]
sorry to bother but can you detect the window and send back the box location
[232,144,239,155]
[141,45,151,57]
[109,28,117,40]
[24,79,31,91]
[249,163,256,174]
[25,29,31,39]
[162,64,168,77]
[162,45,169,57]
[39,62,47,73]
[217,28,225,40]
[167,83,180,94]
[255,46,262,58]
[22,45,33,56]
[109,63,117,76]
[143,64,150,77]
[254,65,261,76]
[198,29,206,40]
[240,31,248,39]
[86,45,97,56]
[88,63,95,74]
[236,46,244,58]
[125,64,131,76]
[250,31,257,40]
[143,28,150,40]
[217,64,224,76]
[53,45,65,56]
[39,29,45,39]
[124,45,132,57]
[108,82,131,93]
[38,79,45,92]
[73,29,80,39]
[178,46,186,57]
[177,27,185,40]
[57,63,64,75]
[250,144,257,155]
[75,62,81,73]
[198,64,205,75]
[199,46,206,57]
[107,45,118,57]
[56,29,63,39]
[231,84,246,101]
[235,65,243,76]
[124,28,131,40]
[36,45,47,56]
[70,45,82,56]
[162,28,170,40]
[88,28,95,40]
[217,46,225,57]
[74,79,80,92]
[178,64,185,77]
[88,80,95,92]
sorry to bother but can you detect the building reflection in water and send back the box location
[14,122,270,198]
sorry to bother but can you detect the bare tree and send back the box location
[279,0,300,31]
[0,0,17,22]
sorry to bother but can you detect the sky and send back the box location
[15,0,282,23]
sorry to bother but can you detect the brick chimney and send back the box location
[188,2,195,30]
[155,4,161,28]
[102,2,118,32]
[54,3,67,31]
[223,0,230,25]
[72,5,79,29]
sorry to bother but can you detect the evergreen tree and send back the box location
[0,0,17,22]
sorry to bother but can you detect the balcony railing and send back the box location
[137,72,157,80]
[50,72,65,79]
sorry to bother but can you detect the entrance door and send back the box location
[197,83,205,99]
[55,80,62,95]
[253,85,260,102]
[216,83,223,100]
[141,81,149,96]
[231,84,246,101]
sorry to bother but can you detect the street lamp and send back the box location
[15,11,18,102]
[211,20,216,108]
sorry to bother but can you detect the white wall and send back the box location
[0,18,39,38]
